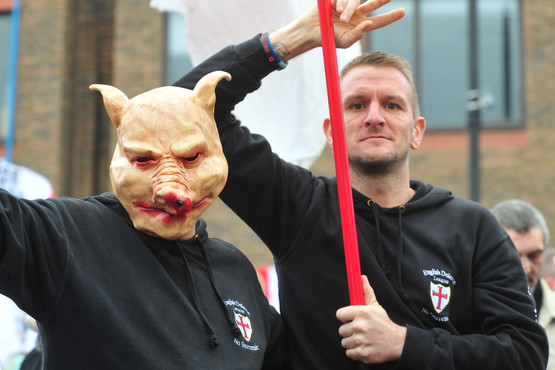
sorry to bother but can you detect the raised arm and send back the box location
[268,0,406,62]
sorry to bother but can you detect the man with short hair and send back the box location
[175,0,548,368]
[491,199,555,370]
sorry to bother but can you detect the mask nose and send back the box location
[152,159,193,212]
[155,186,193,214]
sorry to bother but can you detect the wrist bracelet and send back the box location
[260,32,288,70]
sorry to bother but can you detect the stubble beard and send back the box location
[348,149,409,177]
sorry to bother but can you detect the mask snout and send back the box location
[154,184,194,214]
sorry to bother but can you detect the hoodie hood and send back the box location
[353,180,453,215]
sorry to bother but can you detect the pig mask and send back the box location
[90,71,231,241]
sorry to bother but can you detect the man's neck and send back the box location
[351,169,414,208]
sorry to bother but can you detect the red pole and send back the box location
[317,0,363,305]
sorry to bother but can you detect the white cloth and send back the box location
[150,0,361,168]
[539,279,555,370]
[0,158,55,199]
[255,265,280,312]
[0,295,37,367]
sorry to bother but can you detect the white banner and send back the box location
[255,265,280,311]
[150,0,361,168]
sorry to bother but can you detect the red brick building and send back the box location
[1,0,554,265]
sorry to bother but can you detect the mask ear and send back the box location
[89,84,129,129]
[192,71,232,114]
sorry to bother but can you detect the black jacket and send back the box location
[0,191,287,369]
[174,35,548,369]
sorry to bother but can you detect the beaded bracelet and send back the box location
[260,32,288,70]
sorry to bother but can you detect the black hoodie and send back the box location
[173,35,548,369]
[0,191,287,369]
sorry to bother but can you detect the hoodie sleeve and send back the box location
[0,189,69,320]
[173,36,321,259]
[173,34,275,121]
[261,306,290,370]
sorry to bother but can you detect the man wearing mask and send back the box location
[0,72,287,369]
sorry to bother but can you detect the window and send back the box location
[164,12,193,84]
[368,0,523,131]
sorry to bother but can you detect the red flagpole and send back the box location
[317,0,363,305]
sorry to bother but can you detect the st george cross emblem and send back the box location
[430,282,451,314]
[234,311,252,341]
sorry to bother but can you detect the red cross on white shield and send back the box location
[430,282,451,314]
[234,311,252,341]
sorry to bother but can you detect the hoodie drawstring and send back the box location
[195,237,242,340]
[368,200,408,301]
[368,200,391,279]
[396,206,408,300]
[178,236,241,349]
[178,244,220,348]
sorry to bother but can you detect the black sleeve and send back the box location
[261,307,290,370]
[0,190,68,319]
[173,34,278,122]
[172,35,320,260]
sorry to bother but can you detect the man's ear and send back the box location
[410,116,426,150]
[323,118,333,148]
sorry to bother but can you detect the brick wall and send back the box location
[15,0,68,190]
[0,0,11,12]
[13,0,164,196]
[6,0,555,266]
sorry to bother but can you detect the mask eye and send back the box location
[183,153,200,163]
[133,156,155,167]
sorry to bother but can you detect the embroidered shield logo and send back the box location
[234,311,252,341]
[430,282,451,313]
